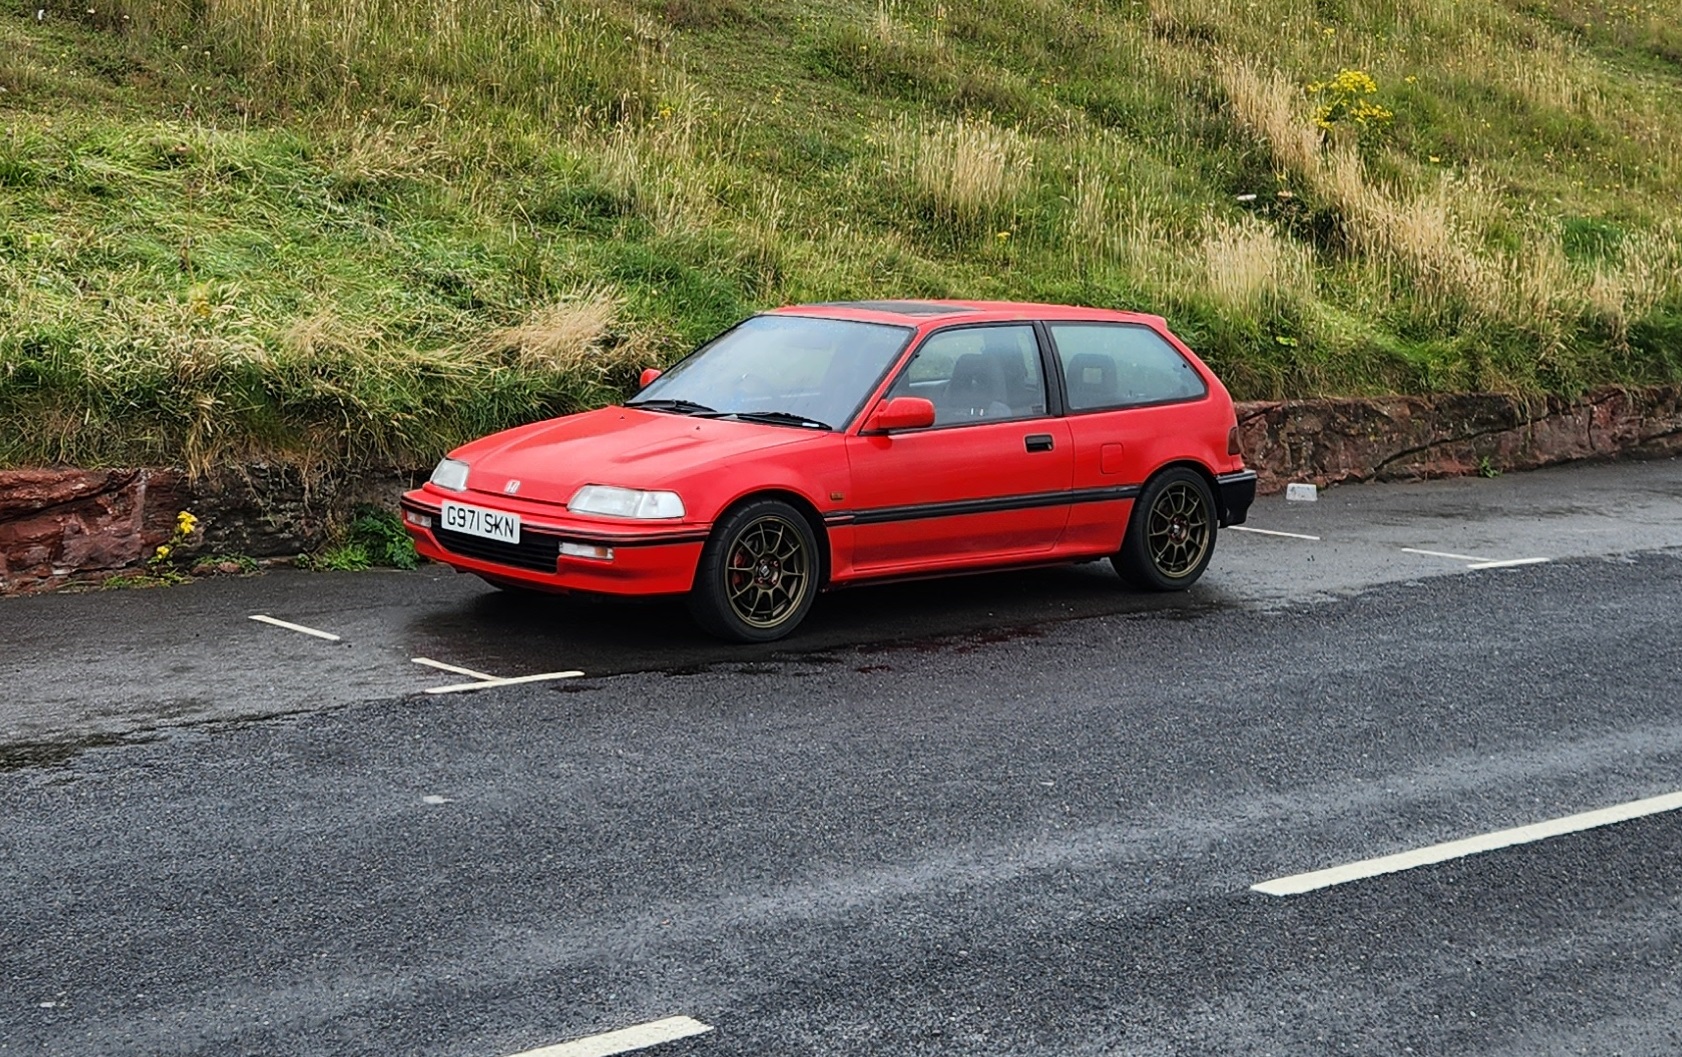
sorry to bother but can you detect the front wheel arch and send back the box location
[696,491,827,589]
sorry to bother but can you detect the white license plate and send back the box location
[440,501,521,544]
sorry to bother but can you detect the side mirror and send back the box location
[638,367,663,389]
[865,396,936,433]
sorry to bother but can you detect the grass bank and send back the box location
[3,0,1681,474]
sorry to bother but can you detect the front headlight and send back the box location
[430,457,470,492]
[568,485,685,519]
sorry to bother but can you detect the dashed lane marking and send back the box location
[424,671,585,695]
[1230,526,1322,541]
[1400,547,1550,570]
[1400,547,1492,562]
[411,656,496,681]
[1252,789,1682,897]
[1466,557,1552,570]
[248,615,341,642]
[505,1016,714,1057]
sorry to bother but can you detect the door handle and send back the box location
[1024,434,1054,453]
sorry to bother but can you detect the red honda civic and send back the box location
[401,300,1256,641]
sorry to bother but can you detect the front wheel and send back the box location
[1113,468,1217,591]
[688,499,820,642]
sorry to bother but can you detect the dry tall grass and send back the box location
[576,75,733,236]
[1216,49,1681,354]
[1200,216,1314,312]
[98,0,650,124]
[1066,167,1179,281]
[892,117,1033,226]
[1221,61,1520,321]
[1505,38,1605,119]
[475,287,647,375]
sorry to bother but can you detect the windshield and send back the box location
[630,315,914,430]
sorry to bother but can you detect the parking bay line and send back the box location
[1467,557,1551,570]
[1400,547,1550,570]
[1251,789,1682,897]
[1400,547,1493,563]
[249,614,342,642]
[425,671,585,695]
[504,1016,714,1057]
[411,656,497,681]
[1230,526,1321,541]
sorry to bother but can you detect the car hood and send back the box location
[451,406,825,506]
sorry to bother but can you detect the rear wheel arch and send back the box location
[1146,458,1220,500]
[1114,461,1219,591]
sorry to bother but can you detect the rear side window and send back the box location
[1049,323,1207,411]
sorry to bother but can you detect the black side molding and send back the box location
[1216,470,1258,527]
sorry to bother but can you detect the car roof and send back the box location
[770,300,1169,329]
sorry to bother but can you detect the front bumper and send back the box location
[1215,470,1258,527]
[400,491,706,596]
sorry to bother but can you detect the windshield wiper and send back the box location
[626,398,720,416]
[727,410,833,431]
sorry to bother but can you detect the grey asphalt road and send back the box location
[3,458,1682,1056]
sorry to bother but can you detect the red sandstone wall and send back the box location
[1237,385,1682,494]
[0,466,420,592]
[0,470,188,592]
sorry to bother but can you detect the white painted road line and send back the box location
[506,1016,714,1057]
[411,656,496,681]
[1466,557,1551,570]
[248,614,342,642]
[424,671,585,695]
[1400,548,1550,570]
[1400,547,1492,563]
[1252,790,1682,897]
[1230,526,1322,541]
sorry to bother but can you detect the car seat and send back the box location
[941,353,1013,422]
[979,331,1044,416]
[1064,352,1117,409]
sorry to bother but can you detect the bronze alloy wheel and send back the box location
[1113,467,1217,592]
[723,513,812,629]
[1145,480,1211,579]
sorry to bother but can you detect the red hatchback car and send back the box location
[402,301,1256,641]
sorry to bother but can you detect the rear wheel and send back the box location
[688,499,819,642]
[1113,467,1216,591]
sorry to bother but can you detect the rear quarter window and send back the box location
[1049,323,1207,411]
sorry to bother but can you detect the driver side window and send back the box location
[889,325,1047,426]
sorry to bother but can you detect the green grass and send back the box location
[3,0,1682,474]
[301,506,419,571]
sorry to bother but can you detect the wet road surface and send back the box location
[3,458,1682,1056]
[3,457,1681,748]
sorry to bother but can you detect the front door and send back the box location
[843,324,1074,573]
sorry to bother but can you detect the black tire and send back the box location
[1113,467,1217,591]
[688,498,820,642]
